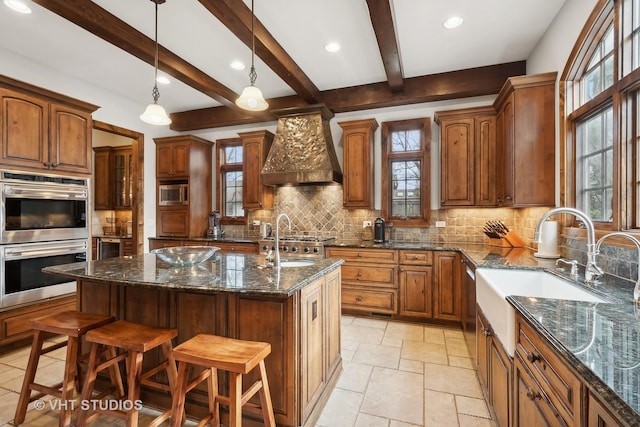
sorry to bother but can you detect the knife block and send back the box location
[488,238,512,247]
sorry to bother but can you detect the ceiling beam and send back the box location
[198,0,321,104]
[169,61,526,131]
[30,0,242,109]
[366,0,404,92]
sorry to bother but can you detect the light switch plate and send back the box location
[252,220,261,226]
[363,220,372,228]
[435,221,446,228]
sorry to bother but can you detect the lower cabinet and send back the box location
[588,392,623,427]
[148,238,258,254]
[477,306,511,427]
[513,355,564,426]
[433,251,462,321]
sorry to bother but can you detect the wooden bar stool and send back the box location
[76,320,178,427]
[169,334,276,427]
[13,310,117,427]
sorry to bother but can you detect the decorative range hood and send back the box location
[261,104,343,186]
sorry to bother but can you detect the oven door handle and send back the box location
[4,185,88,199]
[5,245,87,259]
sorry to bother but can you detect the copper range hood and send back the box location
[261,104,343,186]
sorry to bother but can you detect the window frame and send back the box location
[380,117,431,227]
[215,137,246,225]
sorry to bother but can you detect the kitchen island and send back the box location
[44,253,343,427]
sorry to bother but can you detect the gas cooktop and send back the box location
[262,236,335,243]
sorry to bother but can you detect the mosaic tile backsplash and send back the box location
[222,185,637,284]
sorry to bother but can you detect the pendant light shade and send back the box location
[236,0,268,111]
[140,0,171,125]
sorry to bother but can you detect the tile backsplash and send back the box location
[222,185,636,284]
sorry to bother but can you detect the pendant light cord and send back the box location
[249,0,257,86]
[152,1,160,103]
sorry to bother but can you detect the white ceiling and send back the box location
[0,0,567,118]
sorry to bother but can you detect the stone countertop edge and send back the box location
[43,254,344,298]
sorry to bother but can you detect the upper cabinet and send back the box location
[93,146,133,210]
[0,76,98,176]
[238,130,274,210]
[493,72,556,207]
[339,119,378,209]
[435,71,557,208]
[435,107,496,207]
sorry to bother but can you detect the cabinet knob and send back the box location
[481,326,492,337]
[526,388,542,401]
[357,253,363,257]
[505,195,512,201]
[413,256,419,260]
[355,296,363,302]
[526,351,541,364]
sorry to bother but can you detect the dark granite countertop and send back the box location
[43,253,343,297]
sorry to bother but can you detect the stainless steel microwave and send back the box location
[158,183,188,206]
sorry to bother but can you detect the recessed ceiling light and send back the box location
[324,42,341,53]
[443,15,464,29]
[230,60,246,71]
[4,0,31,14]
[156,75,170,85]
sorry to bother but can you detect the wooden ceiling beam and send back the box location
[30,0,241,109]
[366,0,404,92]
[198,0,321,104]
[169,61,526,131]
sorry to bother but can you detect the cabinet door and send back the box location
[50,103,92,174]
[157,142,189,178]
[433,252,462,321]
[490,335,511,427]
[474,115,497,206]
[513,355,566,427]
[340,119,378,209]
[499,93,515,206]
[241,131,274,210]
[440,118,474,206]
[0,88,48,170]
[112,147,132,209]
[157,208,189,237]
[399,266,432,319]
[93,147,112,210]
[477,308,490,389]
[325,269,341,376]
[588,392,623,427]
[300,276,326,419]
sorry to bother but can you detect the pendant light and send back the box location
[235,0,268,111]
[140,0,171,125]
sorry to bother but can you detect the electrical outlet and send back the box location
[435,221,446,228]
[252,220,261,226]
[363,220,372,228]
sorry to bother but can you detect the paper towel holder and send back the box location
[534,219,561,258]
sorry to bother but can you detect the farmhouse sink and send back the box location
[476,268,607,356]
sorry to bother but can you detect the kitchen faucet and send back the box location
[274,213,291,269]
[534,207,603,284]
[595,232,640,304]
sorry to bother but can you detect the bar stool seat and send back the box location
[170,333,276,427]
[13,310,117,427]
[76,320,178,427]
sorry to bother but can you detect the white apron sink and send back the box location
[476,268,606,356]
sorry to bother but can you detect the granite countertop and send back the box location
[43,253,343,297]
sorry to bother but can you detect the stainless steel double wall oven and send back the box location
[0,170,89,307]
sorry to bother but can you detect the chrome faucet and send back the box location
[534,207,603,284]
[556,258,579,279]
[274,213,291,269]
[595,232,640,304]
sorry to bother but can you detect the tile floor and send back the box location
[0,316,496,426]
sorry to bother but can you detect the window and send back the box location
[381,118,430,226]
[216,138,245,224]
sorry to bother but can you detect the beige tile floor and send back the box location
[0,316,496,426]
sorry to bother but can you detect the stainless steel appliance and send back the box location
[0,239,88,308]
[98,237,121,259]
[374,217,385,243]
[0,171,88,244]
[259,236,334,258]
[462,255,477,366]
[158,183,189,206]
[207,210,223,237]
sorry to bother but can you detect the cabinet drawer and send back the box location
[341,264,396,288]
[325,247,397,264]
[342,288,396,314]
[399,250,432,265]
[516,315,581,425]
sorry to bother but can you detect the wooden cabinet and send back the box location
[399,250,433,319]
[154,135,213,238]
[435,107,496,207]
[493,72,556,207]
[149,238,259,255]
[325,247,398,315]
[93,146,132,210]
[433,251,462,322]
[477,306,511,427]
[338,118,378,209]
[148,238,183,250]
[513,354,564,427]
[238,130,274,210]
[120,238,133,256]
[515,313,582,426]
[0,77,97,176]
[588,392,623,427]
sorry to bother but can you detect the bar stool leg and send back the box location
[14,330,45,425]
[125,351,144,427]
[76,342,102,427]
[59,335,80,427]
[257,360,276,427]
[207,367,219,427]
[228,372,243,427]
